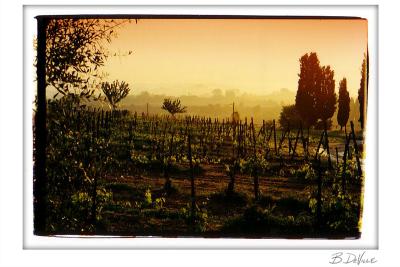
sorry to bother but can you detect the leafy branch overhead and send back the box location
[44,19,131,98]
[101,80,131,110]
[161,98,187,116]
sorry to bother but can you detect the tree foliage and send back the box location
[358,54,368,130]
[317,65,336,122]
[295,52,337,128]
[101,80,131,110]
[278,104,302,129]
[295,52,320,127]
[44,18,130,98]
[314,119,333,130]
[337,78,350,130]
[161,98,187,116]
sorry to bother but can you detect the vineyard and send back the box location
[42,96,364,238]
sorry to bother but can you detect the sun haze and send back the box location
[103,18,367,98]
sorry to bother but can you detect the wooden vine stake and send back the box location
[324,122,332,170]
[164,128,175,192]
[350,121,362,178]
[187,130,196,225]
[316,157,322,230]
[313,122,332,170]
[315,130,325,161]
[300,122,308,160]
[341,131,351,194]
[273,119,277,155]
[251,118,260,201]
[335,147,339,172]
[91,170,98,233]
[227,119,238,195]
[291,126,301,160]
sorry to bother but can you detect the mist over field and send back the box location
[118,88,293,122]
[46,80,362,129]
[112,88,359,129]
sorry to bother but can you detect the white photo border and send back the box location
[23,4,378,250]
[1,1,398,267]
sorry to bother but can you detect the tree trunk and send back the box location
[34,17,48,235]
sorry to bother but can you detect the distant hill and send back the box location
[117,88,296,123]
[121,88,295,107]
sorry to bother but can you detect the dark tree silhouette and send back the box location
[162,98,187,117]
[358,54,368,130]
[278,104,301,129]
[295,52,320,128]
[296,52,336,129]
[44,18,131,98]
[337,78,350,131]
[317,65,336,124]
[101,80,130,110]
[315,119,333,130]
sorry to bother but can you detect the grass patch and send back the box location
[142,208,185,220]
[275,196,309,214]
[209,190,249,206]
[207,190,249,215]
[257,195,309,215]
[105,182,149,202]
[152,183,181,197]
[105,182,137,193]
[256,195,275,206]
[221,205,313,236]
[169,163,205,176]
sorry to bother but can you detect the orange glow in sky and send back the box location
[103,18,367,98]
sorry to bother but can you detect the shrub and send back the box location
[63,187,113,233]
[222,205,313,236]
[179,204,208,233]
[323,195,360,234]
[276,196,309,214]
[309,193,360,235]
[295,163,316,181]
[337,158,361,183]
[143,188,153,207]
[209,190,249,207]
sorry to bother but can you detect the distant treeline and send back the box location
[86,89,360,129]
[121,89,293,124]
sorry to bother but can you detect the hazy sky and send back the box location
[102,18,367,98]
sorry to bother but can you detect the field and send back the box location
[39,97,364,238]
